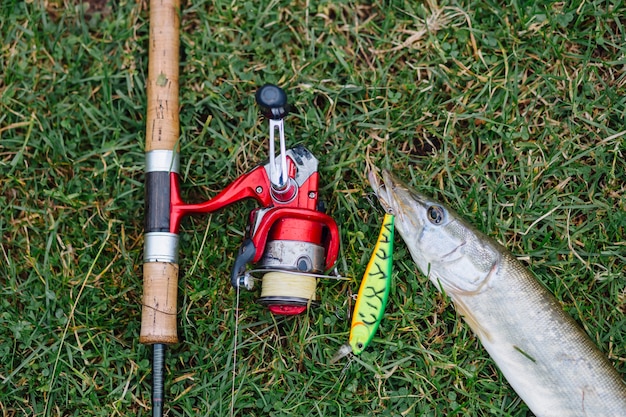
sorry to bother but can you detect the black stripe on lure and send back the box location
[332,213,395,363]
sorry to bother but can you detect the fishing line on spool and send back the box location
[260,271,318,301]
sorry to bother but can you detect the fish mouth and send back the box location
[368,169,426,216]
[368,169,393,213]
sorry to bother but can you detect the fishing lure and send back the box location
[332,213,394,362]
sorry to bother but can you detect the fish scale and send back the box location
[371,169,626,417]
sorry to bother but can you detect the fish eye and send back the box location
[427,205,445,225]
[357,342,364,349]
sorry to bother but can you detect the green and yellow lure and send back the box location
[332,213,394,362]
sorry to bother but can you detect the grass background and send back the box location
[1,0,625,415]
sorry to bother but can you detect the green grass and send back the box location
[1,0,625,415]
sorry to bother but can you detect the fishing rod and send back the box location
[140,2,340,410]
[140,1,180,416]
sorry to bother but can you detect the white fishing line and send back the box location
[312,355,353,413]
[187,215,212,277]
[230,285,240,417]
[247,268,351,281]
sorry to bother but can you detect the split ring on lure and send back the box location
[332,213,395,363]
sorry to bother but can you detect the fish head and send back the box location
[369,169,500,296]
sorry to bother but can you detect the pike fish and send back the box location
[370,169,626,417]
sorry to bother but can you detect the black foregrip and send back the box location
[145,172,171,233]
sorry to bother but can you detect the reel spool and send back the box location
[259,272,317,307]
[256,215,327,314]
[232,182,340,315]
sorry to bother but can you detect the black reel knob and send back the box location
[256,84,289,120]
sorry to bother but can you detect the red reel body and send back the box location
[169,146,339,315]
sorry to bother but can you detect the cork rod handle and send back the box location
[145,0,180,153]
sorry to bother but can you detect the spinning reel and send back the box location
[169,85,340,315]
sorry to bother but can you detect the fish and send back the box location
[369,169,626,417]
[332,214,395,363]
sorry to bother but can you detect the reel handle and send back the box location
[256,84,289,120]
[257,84,292,192]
